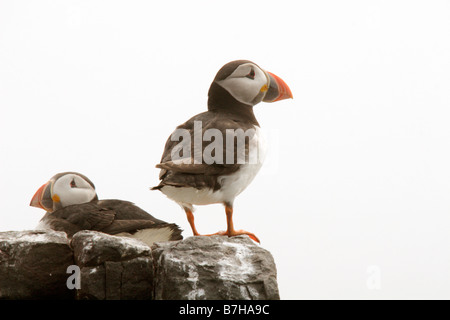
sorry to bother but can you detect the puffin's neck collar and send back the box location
[207,82,259,126]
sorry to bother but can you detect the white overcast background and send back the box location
[1,1,449,300]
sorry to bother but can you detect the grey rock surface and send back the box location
[70,230,153,299]
[71,230,152,267]
[0,230,74,299]
[152,235,280,300]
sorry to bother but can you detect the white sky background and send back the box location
[1,0,449,299]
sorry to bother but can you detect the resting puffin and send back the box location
[30,172,183,246]
[152,60,293,243]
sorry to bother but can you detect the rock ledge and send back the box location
[0,230,279,300]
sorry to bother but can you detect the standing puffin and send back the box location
[152,60,293,243]
[30,172,183,246]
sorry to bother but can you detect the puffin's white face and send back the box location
[216,62,269,106]
[51,173,97,208]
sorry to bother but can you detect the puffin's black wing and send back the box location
[101,220,182,239]
[41,202,116,237]
[41,200,183,241]
[95,199,183,240]
[153,111,255,191]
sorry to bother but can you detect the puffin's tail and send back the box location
[150,185,163,191]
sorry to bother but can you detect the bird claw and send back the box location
[204,229,260,243]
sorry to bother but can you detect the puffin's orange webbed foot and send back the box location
[207,229,260,243]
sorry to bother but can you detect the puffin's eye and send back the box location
[245,68,255,80]
[70,179,77,188]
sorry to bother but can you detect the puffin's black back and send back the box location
[153,108,259,192]
[96,199,167,223]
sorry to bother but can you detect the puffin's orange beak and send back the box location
[30,181,53,211]
[263,71,293,102]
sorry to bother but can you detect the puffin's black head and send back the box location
[30,172,98,212]
[208,60,293,111]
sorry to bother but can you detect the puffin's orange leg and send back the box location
[211,204,260,243]
[184,208,200,236]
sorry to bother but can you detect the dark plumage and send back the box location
[39,200,182,239]
[152,110,255,191]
